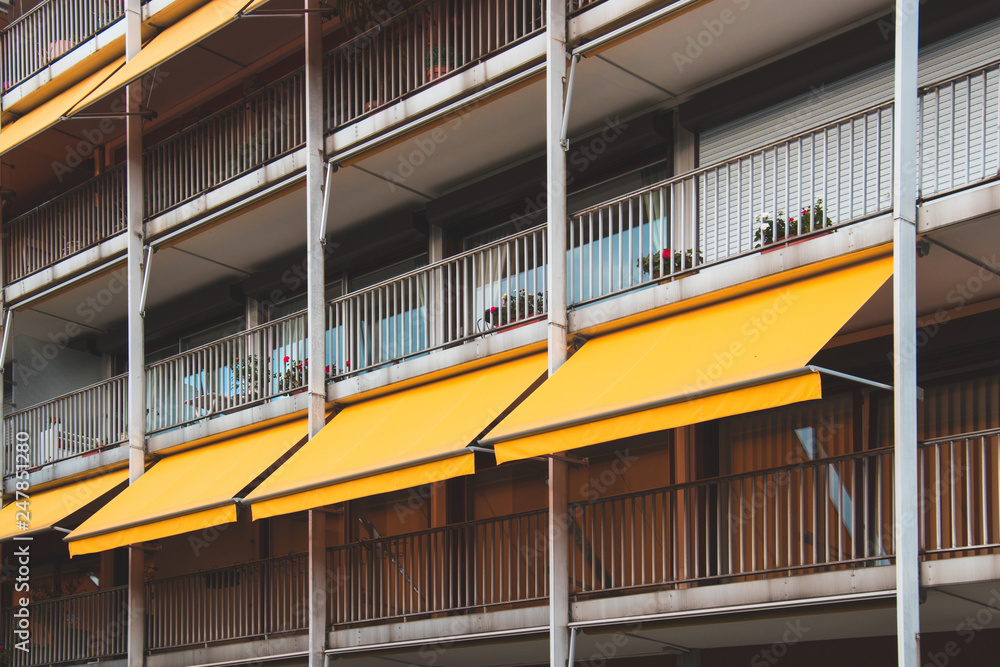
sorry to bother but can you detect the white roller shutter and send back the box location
[696,18,1000,262]
[700,17,1000,165]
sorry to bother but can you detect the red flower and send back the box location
[345,361,350,366]
[661,249,670,258]
[283,356,290,363]
[325,366,330,372]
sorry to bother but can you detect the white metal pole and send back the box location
[125,0,146,662]
[546,0,568,376]
[305,0,328,664]
[892,0,920,665]
[546,0,570,664]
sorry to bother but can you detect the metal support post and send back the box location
[305,0,328,663]
[546,0,568,377]
[308,509,327,666]
[546,0,570,661]
[549,457,570,667]
[892,0,920,665]
[125,0,146,664]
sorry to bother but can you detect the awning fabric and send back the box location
[0,469,128,541]
[72,0,271,112]
[0,0,269,156]
[66,418,307,556]
[483,254,893,463]
[0,59,124,156]
[247,353,547,520]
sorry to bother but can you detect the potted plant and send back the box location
[637,248,702,280]
[277,357,342,392]
[753,199,834,248]
[231,355,271,398]
[425,44,458,81]
[485,290,545,327]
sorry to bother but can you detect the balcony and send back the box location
[6,58,1000,473]
[0,0,126,95]
[9,428,996,663]
[0,586,127,667]
[2,0,545,286]
[5,51,998,291]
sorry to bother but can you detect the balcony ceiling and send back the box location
[586,0,889,99]
[841,211,1000,338]
[327,78,548,235]
[566,0,889,136]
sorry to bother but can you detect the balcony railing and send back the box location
[918,60,1000,199]
[326,222,546,377]
[920,427,1000,556]
[566,60,1000,304]
[2,38,998,292]
[569,448,894,595]
[323,0,544,129]
[327,510,549,626]
[0,0,125,94]
[0,586,127,667]
[144,69,307,217]
[146,553,307,651]
[145,310,307,435]
[3,374,127,472]
[16,439,993,656]
[3,165,126,283]
[4,61,1000,463]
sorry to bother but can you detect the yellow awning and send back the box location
[0,59,124,156]
[247,353,548,520]
[71,0,271,112]
[0,469,128,541]
[483,254,894,463]
[66,418,307,556]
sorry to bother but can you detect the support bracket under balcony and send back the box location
[60,110,157,121]
[559,54,581,151]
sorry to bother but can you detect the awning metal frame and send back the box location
[479,365,893,447]
[245,448,474,506]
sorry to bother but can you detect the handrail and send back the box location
[569,446,894,509]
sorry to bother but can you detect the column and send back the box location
[305,0,329,664]
[546,0,571,663]
[125,0,146,664]
[892,0,920,665]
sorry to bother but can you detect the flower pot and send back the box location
[760,229,833,254]
[47,40,74,60]
[426,66,451,81]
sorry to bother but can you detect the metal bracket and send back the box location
[319,162,336,245]
[60,109,157,121]
[559,54,581,151]
[0,309,12,369]
[139,245,154,318]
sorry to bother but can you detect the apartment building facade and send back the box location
[0,0,998,664]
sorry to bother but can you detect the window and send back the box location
[267,281,344,321]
